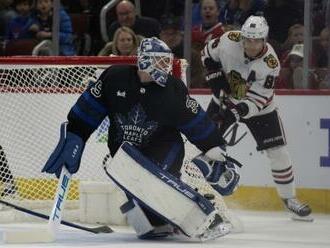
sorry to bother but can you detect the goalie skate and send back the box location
[283,198,313,222]
[180,159,244,233]
[199,214,230,241]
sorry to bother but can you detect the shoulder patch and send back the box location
[185,96,199,114]
[227,31,241,42]
[263,54,279,69]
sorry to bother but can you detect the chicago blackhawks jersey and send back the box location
[202,30,281,118]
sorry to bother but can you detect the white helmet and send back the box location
[241,15,269,39]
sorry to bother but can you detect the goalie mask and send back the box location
[137,37,174,87]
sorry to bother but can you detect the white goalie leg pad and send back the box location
[105,142,222,239]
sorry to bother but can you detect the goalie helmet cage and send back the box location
[0,56,188,221]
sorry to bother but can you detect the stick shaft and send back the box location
[0,199,113,234]
[48,167,72,234]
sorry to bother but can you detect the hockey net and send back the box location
[0,56,236,228]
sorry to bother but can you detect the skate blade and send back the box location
[291,214,314,222]
[199,223,231,241]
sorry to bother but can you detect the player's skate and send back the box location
[139,224,177,239]
[199,214,230,241]
[283,198,313,221]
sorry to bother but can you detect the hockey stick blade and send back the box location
[0,199,114,234]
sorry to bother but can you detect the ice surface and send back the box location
[0,210,329,248]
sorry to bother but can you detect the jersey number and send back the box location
[90,80,102,98]
[264,75,276,89]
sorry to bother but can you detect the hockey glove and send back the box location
[192,154,240,196]
[42,122,85,178]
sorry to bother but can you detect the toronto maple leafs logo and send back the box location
[114,104,158,146]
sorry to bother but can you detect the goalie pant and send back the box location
[105,142,230,241]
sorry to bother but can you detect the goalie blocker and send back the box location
[104,142,230,241]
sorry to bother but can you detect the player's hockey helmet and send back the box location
[137,37,173,87]
[241,15,269,40]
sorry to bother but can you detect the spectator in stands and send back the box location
[192,0,225,46]
[0,0,17,39]
[107,0,161,41]
[279,24,304,65]
[159,15,183,58]
[278,44,304,89]
[192,0,228,27]
[314,27,329,67]
[278,44,319,89]
[219,0,266,27]
[34,0,76,55]
[312,27,330,89]
[140,0,184,22]
[5,0,39,41]
[218,0,239,26]
[264,0,304,46]
[311,0,328,36]
[61,0,90,14]
[190,0,226,89]
[83,0,109,55]
[327,0,330,28]
[98,26,142,56]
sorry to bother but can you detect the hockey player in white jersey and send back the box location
[201,15,312,220]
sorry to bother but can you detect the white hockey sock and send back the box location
[271,164,296,199]
[266,146,296,199]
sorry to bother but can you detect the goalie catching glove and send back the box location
[42,122,85,178]
[192,147,240,196]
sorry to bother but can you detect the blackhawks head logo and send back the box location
[263,54,278,69]
[228,31,241,42]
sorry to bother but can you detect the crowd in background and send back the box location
[0,0,329,89]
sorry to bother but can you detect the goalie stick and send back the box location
[1,167,103,243]
[48,166,72,237]
[0,198,114,234]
